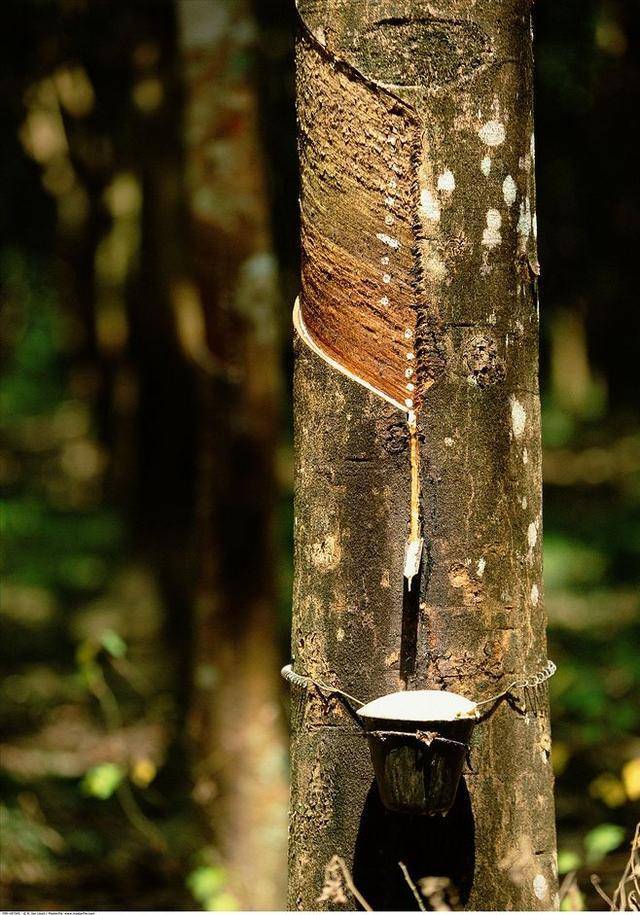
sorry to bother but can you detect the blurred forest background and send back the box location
[1,0,638,911]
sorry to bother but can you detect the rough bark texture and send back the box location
[290,0,557,910]
[178,2,288,909]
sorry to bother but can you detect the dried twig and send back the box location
[591,875,614,909]
[399,861,426,912]
[558,870,581,910]
[590,822,640,911]
[318,855,372,911]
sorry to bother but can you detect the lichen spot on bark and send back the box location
[533,874,549,902]
[437,169,456,194]
[510,396,527,438]
[503,175,517,206]
[517,197,533,252]
[311,534,341,571]
[420,188,441,222]
[531,583,539,607]
[481,155,491,176]
[422,248,448,280]
[482,209,502,248]
[478,119,505,146]
[448,563,484,605]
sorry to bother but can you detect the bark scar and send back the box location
[295,11,445,412]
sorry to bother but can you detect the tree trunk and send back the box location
[178,1,288,909]
[290,1,557,911]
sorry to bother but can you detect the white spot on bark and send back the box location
[531,583,539,607]
[523,447,529,464]
[423,251,447,280]
[519,153,532,172]
[477,557,486,577]
[511,397,527,438]
[522,496,528,509]
[482,209,502,248]
[503,175,517,206]
[533,874,548,901]
[420,188,441,222]
[437,169,456,193]
[444,436,454,447]
[336,627,345,641]
[312,534,341,570]
[481,155,491,177]
[478,120,506,146]
[376,233,399,249]
[527,521,538,549]
[517,197,532,250]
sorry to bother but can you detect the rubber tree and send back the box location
[178,1,288,908]
[289,0,557,910]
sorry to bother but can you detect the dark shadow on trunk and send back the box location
[400,558,424,683]
[353,778,475,911]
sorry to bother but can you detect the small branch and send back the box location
[590,822,640,911]
[336,856,372,912]
[399,861,426,912]
[591,875,614,909]
[558,870,578,904]
[117,780,167,853]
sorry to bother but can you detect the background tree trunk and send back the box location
[178,1,288,909]
[290,1,558,910]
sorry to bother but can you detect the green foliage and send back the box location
[558,848,582,875]
[0,803,60,883]
[100,629,127,658]
[584,824,626,864]
[81,763,125,800]
[0,251,64,420]
[187,865,238,912]
[544,536,608,591]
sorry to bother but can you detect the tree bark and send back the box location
[178,1,288,909]
[290,1,557,911]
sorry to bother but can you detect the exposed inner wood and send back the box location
[297,29,429,410]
